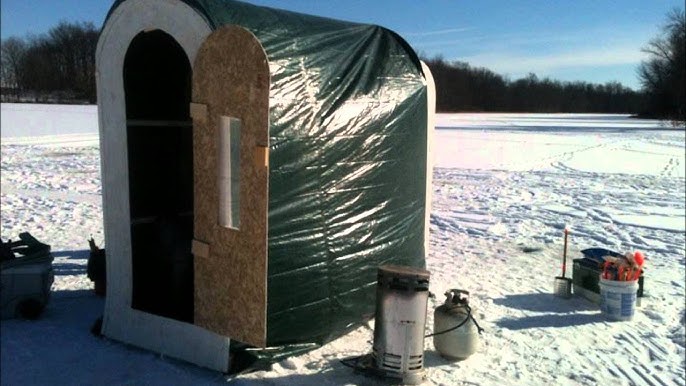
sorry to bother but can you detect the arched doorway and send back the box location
[123,30,194,322]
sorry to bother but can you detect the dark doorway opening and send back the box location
[123,30,194,323]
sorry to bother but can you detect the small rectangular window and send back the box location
[218,116,240,229]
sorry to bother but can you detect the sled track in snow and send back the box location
[0,184,101,205]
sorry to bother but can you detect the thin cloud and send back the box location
[403,27,472,37]
[411,35,488,49]
[410,30,592,53]
[461,46,649,76]
[413,24,657,56]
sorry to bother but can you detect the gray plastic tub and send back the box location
[1,233,54,320]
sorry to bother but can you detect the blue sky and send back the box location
[1,0,682,90]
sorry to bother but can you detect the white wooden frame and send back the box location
[421,61,436,258]
[96,0,232,372]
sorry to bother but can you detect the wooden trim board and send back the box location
[420,61,435,259]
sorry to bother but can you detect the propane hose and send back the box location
[425,304,484,338]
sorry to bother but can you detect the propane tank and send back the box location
[433,289,480,360]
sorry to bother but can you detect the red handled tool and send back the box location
[554,227,573,298]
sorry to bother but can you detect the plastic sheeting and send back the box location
[107,0,428,353]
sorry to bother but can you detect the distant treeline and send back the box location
[423,57,644,114]
[1,21,98,104]
[423,8,684,121]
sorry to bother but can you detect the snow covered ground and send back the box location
[1,105,684,386]
[0,103,98,139]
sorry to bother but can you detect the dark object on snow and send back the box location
[1,232,54,320]
[520,246,544,253]
[87,238,106,297]
[17,298,45,319]
[1,239,16,261]
[91,315,104,337]
[580,248,624,262]
[227,342,307,375]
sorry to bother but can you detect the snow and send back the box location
[1,105,685,386]
[1,103,98,138]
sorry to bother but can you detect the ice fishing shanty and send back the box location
[96,0,435,371]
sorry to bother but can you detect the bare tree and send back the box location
[41,21,99,101]
[1,37,27,94]
[638,8,685,120]
[2,20,99,103]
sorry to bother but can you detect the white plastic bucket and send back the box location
[599,277,638,321]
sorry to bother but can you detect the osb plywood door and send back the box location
[191,25,270,347]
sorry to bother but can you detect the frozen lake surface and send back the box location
[1,105,684,385]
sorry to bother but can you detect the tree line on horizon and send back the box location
[423,8,684,121]
[1,21,99,103]
[422,57,644,114]
[1,9,683,120]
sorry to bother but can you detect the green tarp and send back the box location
[107,0,428,356]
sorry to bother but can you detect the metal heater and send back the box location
[371,265,430,385]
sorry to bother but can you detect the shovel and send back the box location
[554,228,572,298]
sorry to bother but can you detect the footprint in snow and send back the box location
[643,309,665,323]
